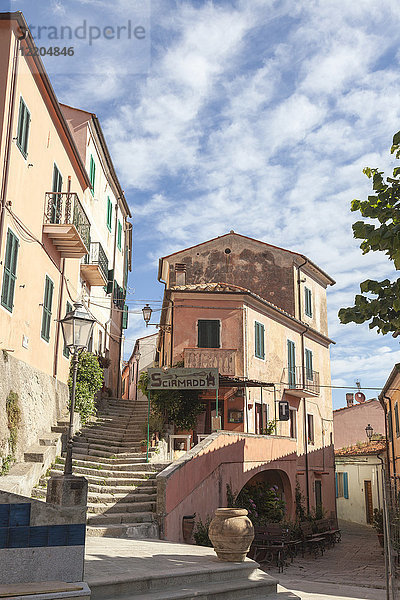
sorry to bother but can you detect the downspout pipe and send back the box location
[384,394,397,492]
[157,268,174,367]
[297,257,311,514]
[0,27,26,261]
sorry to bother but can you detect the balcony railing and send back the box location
[81,242,109,286]
[184,348,236,376]
[281,366,320,396]
[43,192,90,258]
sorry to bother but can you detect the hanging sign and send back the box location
[279,400,290,421]
[148,368,219,390]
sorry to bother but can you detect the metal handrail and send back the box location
[44,192,90,251]
[83,241,108,282]
[281,366,320,394]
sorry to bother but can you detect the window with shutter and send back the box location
[89,155,96,195]
[198,320,220,348]
[307,413,314,444]
[63,301,72,358]
[395,403,400,438]
[305,349,313,380]
[16,97,30,158]
[1,229,19,313]
[41,276,54,342]
[287,340,296,387]
[107,197,112,231]
[304,287,312,317]
[254,321,265,359]
[117,220,122,251]
[122,304,128,329]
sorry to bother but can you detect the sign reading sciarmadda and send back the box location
[147,368,219,390]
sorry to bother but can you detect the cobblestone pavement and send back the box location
[263,520,388,600]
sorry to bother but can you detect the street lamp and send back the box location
[365,423,374,443]
[60,302,95,475]
[142,304,152,326]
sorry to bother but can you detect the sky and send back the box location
[4,0,400,410]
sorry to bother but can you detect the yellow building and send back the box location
[0,12,131,465]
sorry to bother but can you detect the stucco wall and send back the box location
[0,351,68,464]
[333,400,385,449]
[335,456,383,525]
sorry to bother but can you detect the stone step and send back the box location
[32,487,157,504]
[86,483,156,494]
[72,441,139,453]
[86,561,280,600]
[46,467,157,483]
[86,522,159,539]
[87,501,155,514]
[72,447,152,459]
[87,512,154,526]
[56,457,163,472]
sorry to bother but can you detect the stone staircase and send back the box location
[32,396,169,539]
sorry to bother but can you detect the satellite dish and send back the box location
[355,392,366,403]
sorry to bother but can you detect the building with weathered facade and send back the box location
[334,396,385,449]
[335,440,386,525]
[154,231,337,540]
[0,12,131,471]
[379,363,400,486]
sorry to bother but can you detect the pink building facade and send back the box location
[333,399,385,449]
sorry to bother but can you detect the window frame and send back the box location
[304,286,312,317]
[41,275,54,343]
[289,407,297,439]
[305,348,313,380]
[89,155,96,196]
[1,228,19,313]
[307,413,314,445]
[197,319,220,349]
[336,472,349,499]
[107,197,112,232]
[395,402,400,438]
[117,220,122,251]
[254,321,265,359]
[287,339,296,387]
[16,96,31,159]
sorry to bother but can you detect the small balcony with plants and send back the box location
[81,241,108,286]
[43,191,90,258]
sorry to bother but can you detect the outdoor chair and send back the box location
[300,522,325,558]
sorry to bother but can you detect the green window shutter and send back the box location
[388,411,393,441]
[198,320,220,348]
[343,472,349,499]
[395,403,400,437]
[117,221,122,251]
[107,197,112,231]
[287,340,296,387]
[63,301,72,358]
[1,229,19,312]
[305,287,312,317]
[305,349,313,380]
[255,322,265,359]
[122,304,128,329]
[41,276,54,342]
[89,155,96,195]
[335,473,338,498]
[106,269,114,294]
[16,97,30,158]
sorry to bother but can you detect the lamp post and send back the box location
[60,302,95,476]
[365,423,374,444]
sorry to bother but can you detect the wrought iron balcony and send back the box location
[81,242,108,286]
[184,348,236,376]
[281,366,320,397]
[43,192,90,258]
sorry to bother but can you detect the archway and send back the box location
[235,468,294,521]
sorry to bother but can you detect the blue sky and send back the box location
[5,0,400,410]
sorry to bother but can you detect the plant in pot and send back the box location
[373,508,384,547]
[140,439,147,453]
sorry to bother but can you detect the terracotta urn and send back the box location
[208,508,254,562]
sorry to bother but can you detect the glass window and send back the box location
[198,320,220,348]
[336,472,349,499]
[117,220,122,251]
[89,155,96,195]
[305,349,313,380]
[287,340,296,387]
[307,413,314,444]
[107,197,112,231]
[289,408,297,439]
[41,276,54,342]
[305,287,312,317]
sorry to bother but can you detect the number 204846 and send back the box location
[20,47,75,57]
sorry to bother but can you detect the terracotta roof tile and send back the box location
[335,439,387,457]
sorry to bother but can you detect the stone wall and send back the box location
[0,351,69,465]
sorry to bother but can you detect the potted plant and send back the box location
[373,508,384,547]
[140,439,147,453]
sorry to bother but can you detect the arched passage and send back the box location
[236,468,294,521]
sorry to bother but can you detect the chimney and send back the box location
[346,393,354,407]
[175,263,186,286]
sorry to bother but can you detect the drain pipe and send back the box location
[297,257,311,514]
[377,453,392,600]
[0,27,26,259]
[384,394,397,495]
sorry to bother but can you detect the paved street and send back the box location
[268,520,388,599]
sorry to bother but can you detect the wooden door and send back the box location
[364,480,373,524]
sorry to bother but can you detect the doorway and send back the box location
[364,480,373,524]
[315,479,322,512]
